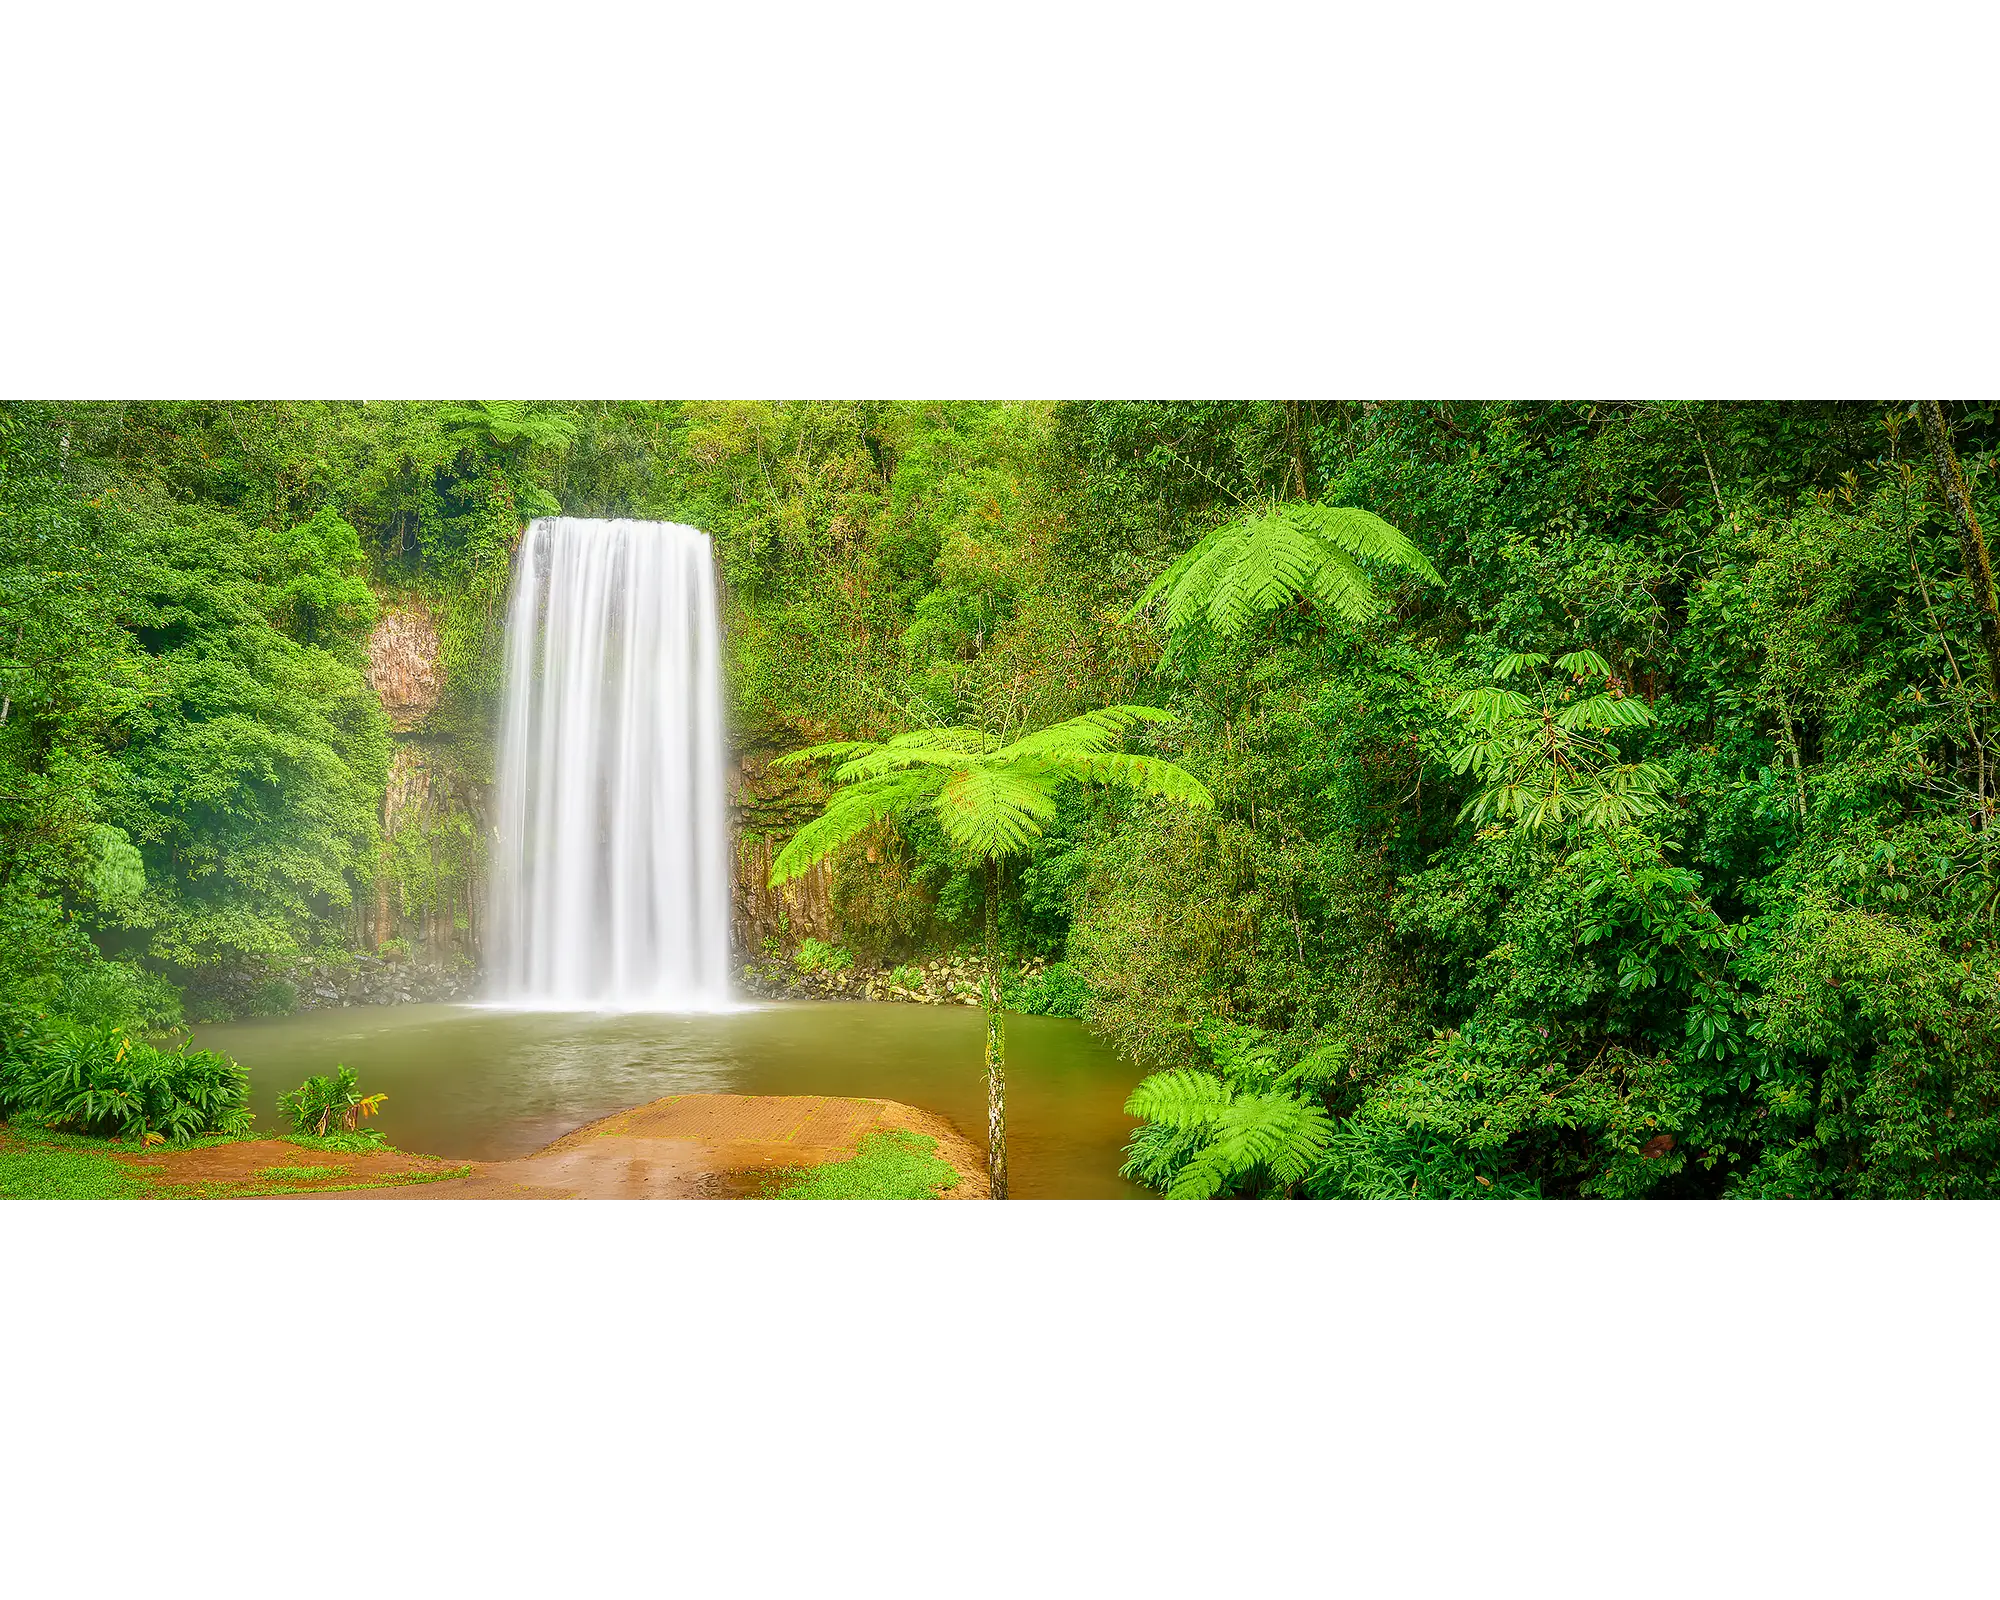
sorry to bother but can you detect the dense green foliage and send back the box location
[0,1020,250,1144]
[276,1064,387,1140]
[8,398,1997,1199]
[1071,402,2000,1198]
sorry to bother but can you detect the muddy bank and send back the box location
[296,1093,987,1200]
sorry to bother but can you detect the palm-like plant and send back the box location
[440,400,578,456]
[1449,649,1671,832]
[769,705,1213,1198]
[1130,500,1442,652]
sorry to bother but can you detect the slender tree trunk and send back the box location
[983,857,1008,1200]
[1918,401,2000,713]
[1286,400,1310,501]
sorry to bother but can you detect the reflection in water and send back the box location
[194,1001,1150,1199]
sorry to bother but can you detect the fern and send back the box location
[1121,1041,1336,1200]
[1130,500,1441,649]
[1124,1067,1235,1130]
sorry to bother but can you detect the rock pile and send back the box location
[736,953,1053,1007]
[189,954,478,1019]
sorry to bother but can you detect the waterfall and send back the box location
[489,518,733,1008]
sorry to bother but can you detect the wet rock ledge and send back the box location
[736,953,1052,1006]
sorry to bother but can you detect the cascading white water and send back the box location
[489,518,733,1009]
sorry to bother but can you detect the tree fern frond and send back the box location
[1052,751,1216,810]
[769,771,942,884]
[1203,509,1329,634]
[1163,523,1252,632]
[1293,504,1444,584]
[772,740,880,768]
[1157,1093,1334,1197]
[1276,1039,1350,1090]
[1126,538,1208,622]
[1305,545,1382,624]
[885,725,991,753]
[1256,1101,1336,1186]
[989,705,1172,764]
[1212,1092,1329,1174]
[833,742,1001,782]
[1123,1069,1233,1131]
[1165,1145,1241,1199]
[934,765,1059,858]
[1119,1122,1210,1189]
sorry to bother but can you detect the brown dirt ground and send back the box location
[291,1094,989,1200]
[116,1139,468,1197]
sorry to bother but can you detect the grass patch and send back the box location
[771,1129,962,1200]
[285,1130,390,1154]
[156,1165,473,1199]
[1,1120,464,1199]
[0,1125,141,1199]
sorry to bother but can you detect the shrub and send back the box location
[54,960,184,1033]
[1001,961,1090,1018]
[277,1064,386,1138]
[0,1020,252,1145]
[248,978,298,1016]
[886,963,921,990]
[793,937,853,975]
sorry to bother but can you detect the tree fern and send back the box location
[440,400,578,455]
[770,706,1211,887]
[1131,500,1441,649]
[770,702,1212,1198]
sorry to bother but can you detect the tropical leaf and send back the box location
[1451,647,1671,837]
[1294,504,1444,583]
[1123,1069,1233,1131]
[770,769,944,884]
[1053,751,1216,810]
[1553,648,1613,679]
[1557,693,1657,732]
[771,739,885,769]
[1162,1091,1335,1198]
[934,765,1059,858]
[1129,500,1440,644]
[989,705,1171,764]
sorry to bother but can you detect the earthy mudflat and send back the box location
[120,1139,468,1197]
[295,1093,988,1200]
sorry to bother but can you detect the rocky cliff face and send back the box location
[364,601,442,731]
[358,599,485,975]
[730,751,837,957]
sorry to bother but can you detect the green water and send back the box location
[194,1000,1151,1199]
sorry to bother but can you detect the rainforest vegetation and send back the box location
[4,399,1998,1198]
